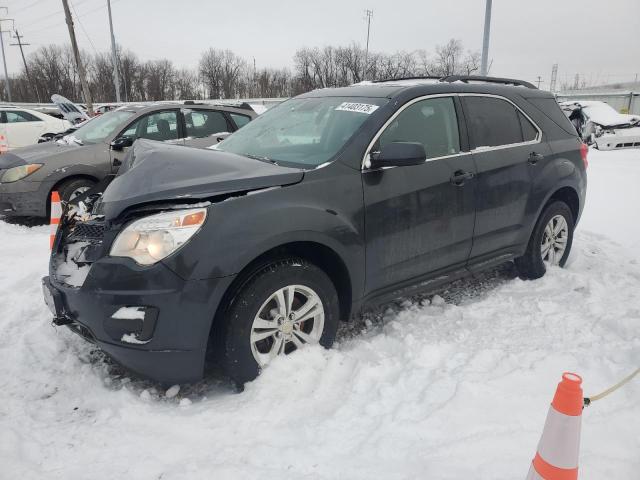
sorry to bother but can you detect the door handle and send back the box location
[112,158,122,167]
[528,152,544,165]
[450,170,475,186]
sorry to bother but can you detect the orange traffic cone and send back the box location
[526,372,583,480]
[0,134,7,154]
[49,191,62,250]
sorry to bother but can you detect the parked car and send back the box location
[0,102,256,217]
[0,106,71,150]
[559,100,640,150]
[42,76,587,386]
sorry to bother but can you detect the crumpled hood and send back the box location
[0,141,82,169]
[100,139,304,219]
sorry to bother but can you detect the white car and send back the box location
[0,107,72,150]
[559,100,640,151]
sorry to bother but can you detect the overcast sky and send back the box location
[2,0,639,90]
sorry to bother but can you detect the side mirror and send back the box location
[110,136,134,151]
[369,142,426,169]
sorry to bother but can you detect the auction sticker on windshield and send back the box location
[335,102,379,114]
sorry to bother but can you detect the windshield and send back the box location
[217,96,387,167]
[70,110,135,145]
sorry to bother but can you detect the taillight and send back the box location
[580,142,588,169]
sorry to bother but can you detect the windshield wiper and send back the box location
[243,153,279,166]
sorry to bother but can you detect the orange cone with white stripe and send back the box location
[526,372,583,480]
[49,191,62,250]
[0,134,7,154]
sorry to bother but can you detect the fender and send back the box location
[161,179,366,301]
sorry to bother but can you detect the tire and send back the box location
[217,258,340,385]
[56,178,96,203]
[515,201,574,280]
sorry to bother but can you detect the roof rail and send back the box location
[372,76,442,83]
[440,75,537,89]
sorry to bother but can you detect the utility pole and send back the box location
[536,76,542,89]
[0,8,13,102]
[480,0,492,76]
[363,9,373,80]
[11,30,40,102]
[550,63,558,93]
[106,0,121,102]
[62,0,93,113]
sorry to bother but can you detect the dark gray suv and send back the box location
[43,76,587,386]
[0,102,255,217]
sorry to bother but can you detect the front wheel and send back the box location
[217,258,340,385]
[515,201,574,279]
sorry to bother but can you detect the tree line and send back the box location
[0,39,481,103]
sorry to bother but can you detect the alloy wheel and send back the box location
[249,284,325,367]
[541,214,569,265]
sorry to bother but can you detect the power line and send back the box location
[69,0,98,55]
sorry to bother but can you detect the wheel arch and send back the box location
[214,240,354,327]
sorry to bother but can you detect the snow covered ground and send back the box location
[0,148,638,479]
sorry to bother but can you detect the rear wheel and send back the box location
[217,258,340,385]
[515,201,574,279]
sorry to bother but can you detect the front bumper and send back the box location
[0,178,52,217]
[43,256,235,385]
[594,128,640,151]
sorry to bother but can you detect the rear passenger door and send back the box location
[363,96,477,294]
[3,110,45,148]
[461,95,549,262]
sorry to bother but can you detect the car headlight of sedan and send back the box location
[110,208,207,265]
[1,164,43,183]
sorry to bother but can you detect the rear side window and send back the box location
[184,110,229,138]
[463,96,524,148]
[378,96,460,159]
[527,97,577,135]
[518,111,538,142]
[5,110,40,123]
[230,113,251,129]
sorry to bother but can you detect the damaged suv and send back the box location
[43,76,587,386]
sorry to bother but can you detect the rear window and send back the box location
[526,97,577,135]
[463,96,524,148]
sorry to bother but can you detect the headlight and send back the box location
[110,208,207,265]
[1,164,43,183]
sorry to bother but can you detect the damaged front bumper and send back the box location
[43,209,235,385]
[0,178,53,217]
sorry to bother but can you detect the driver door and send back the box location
[109,109,183,173]
[363,96,477,295]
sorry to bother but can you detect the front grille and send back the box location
[67,222,105,242]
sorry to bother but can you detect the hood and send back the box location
[100,139,304,219]
[0,141,82,169]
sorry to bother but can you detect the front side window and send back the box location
[6,110,40,123]
[71,110,135,145]
[377,97,460,159]
[120,111,179,142]
[184,110,228,138]
[463,96,524,148]
[217,96,388,168]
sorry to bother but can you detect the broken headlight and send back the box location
[110,208,207,265]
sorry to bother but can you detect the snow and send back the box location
[560,100,640,127]
[0,148,639,479]
[112,306,146,321]
[120,333,150,345]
